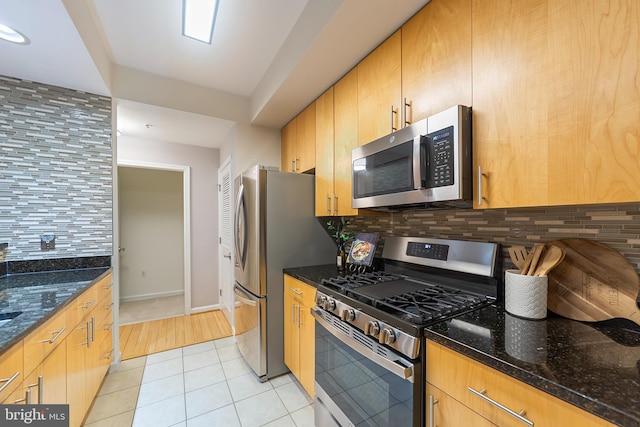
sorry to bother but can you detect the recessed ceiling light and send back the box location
[0,23,30,45]
[182,0,219,44]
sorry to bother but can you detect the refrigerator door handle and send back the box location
[234,285,258,307]
[234,182,248,269]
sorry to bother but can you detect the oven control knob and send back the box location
[323,298,336,311]
[315,295,327,307]
[340,309,356,322]
[365,321,380,336]
[380,328,397,345]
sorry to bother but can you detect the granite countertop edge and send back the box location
[0,267,112,356]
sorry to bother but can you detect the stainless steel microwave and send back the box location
[352,105,472,210]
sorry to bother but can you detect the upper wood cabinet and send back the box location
[401,0,472,124]
[473,0,640,208]
[315,68,360,217]
[281,104,317,173]
[357,30,402,146]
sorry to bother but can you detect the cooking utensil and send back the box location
[526,244,545,275]
[532,245,565,276]
[547,238,640,326]
[508,246,528,270]
[520,246,536,275]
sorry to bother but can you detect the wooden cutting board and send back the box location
[546,238,640,326]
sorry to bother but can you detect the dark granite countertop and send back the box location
[285,264,640,427]
[0,267,111,354]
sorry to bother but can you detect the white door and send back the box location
[218,158,234,327]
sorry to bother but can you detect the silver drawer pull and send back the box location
[40,326,66,344]
[290,288,302,295]
[0,372,20,393]
[468,387,533,426]
[81,299,96,309]
[104,303,114,310]
[429,394,439,427]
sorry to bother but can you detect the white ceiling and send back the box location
[0,0,429,148]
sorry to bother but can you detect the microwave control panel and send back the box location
[425,125,454,188]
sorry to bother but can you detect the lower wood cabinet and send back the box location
[426,340,615,427]
[283,275,316,397]
[0,272,112,427]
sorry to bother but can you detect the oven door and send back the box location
[311,307,423,427]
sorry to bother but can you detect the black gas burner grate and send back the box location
[321,272,403,292]
[376,287,490,324]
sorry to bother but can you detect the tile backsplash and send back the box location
[346,202,640,277]
[0,75,113,261]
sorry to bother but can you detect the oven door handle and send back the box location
[311,307,415,383]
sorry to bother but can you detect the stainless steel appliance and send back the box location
[352,105,472,210]
[312,236,500,427]
[233,165,336,382]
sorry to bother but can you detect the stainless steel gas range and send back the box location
[311,236,500,427]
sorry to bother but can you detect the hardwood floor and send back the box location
[119,310,233,360]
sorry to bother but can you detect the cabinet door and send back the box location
[297,103,316,173]
[334,67,359,216]
[473,0,640,208]
[402,0,472,123]
[426,383,496,427]
[358,30,402,145]
[298,300,315,397]
[283,288,299,377]
[23,342,67,405]
[281,119,297,173]
[316,87,335,216]
[66,319,90,427]
[0,343,24,402]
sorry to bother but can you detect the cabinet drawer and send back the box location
[284,276,316,307]
[426,341,614,427]
[0,342,24,402]
[66,285,99,327]
[24,308,68,376]
[96,273,113,304]
[426,383,496,427]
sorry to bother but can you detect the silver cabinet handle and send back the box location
[333,195,338,215]
[104,349,114,360]
[291,303,296,324]
[27,376,43,404]
[326,194,331,214]
[390,105,398,132]
[40,326,66,344]
[0,372,20,393]
[477,165,487,206]
[291,159,295,172]
[429,394,439,427]
[104,302,114,311]
[295,157,300,172]
[81,299,96,309]
[468,387,533,426]
[298,305,303,327]
[223,253,231,259]
[290,288,302,296]
[403,97,411,127]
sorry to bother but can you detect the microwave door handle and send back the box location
[413,135,423,189]
[417,135,429,189]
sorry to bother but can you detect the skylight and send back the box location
[0,23,30,45]
[182,0,219,44]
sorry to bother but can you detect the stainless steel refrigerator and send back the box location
[233,165,336,382]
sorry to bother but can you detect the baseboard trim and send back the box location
[120,290,184,303]
[191,304,220,314]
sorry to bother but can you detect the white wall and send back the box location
[117,136,220,311]
[225,123,281,175]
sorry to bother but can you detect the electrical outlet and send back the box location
[40,234,56,251]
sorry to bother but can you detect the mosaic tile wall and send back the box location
[345,202,640,277]
[0,76,113,262]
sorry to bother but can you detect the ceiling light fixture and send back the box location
[0,23,30,45]
[182,0,219,44]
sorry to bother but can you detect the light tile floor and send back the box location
[83,337,314,427]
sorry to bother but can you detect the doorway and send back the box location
[117,161,192,324]
[218,157,233,327]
